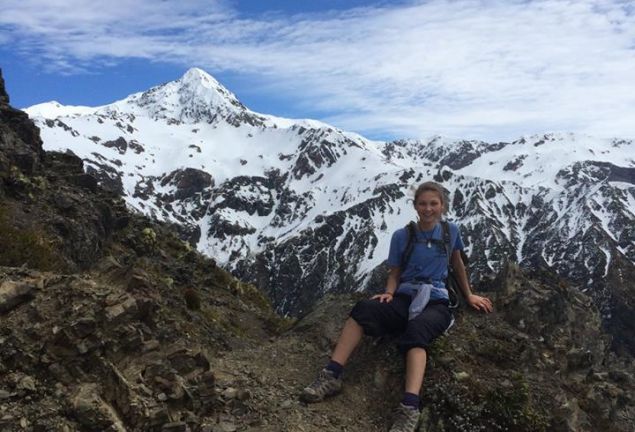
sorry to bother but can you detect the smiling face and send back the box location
[414,190,444,229]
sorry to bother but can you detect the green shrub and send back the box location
[481,373,548,432]
[424,371,548,432]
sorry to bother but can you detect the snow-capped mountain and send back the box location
[25,68,635,353]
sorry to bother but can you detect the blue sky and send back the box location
[1,0,635,141]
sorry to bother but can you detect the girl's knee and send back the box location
[350,299,376,320]
[350,300,387,336]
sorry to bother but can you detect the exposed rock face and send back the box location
[384,137,507,169]
[0,70,8,105]
[211,175,273,216]
[0,262,279,431]
[85,159,125,195]
[102,136,129,154]
[0,70,44,177]
[160,168,213,201]
[239,190,397,316]
[0,280,37,313]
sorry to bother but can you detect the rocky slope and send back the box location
[258,263,635,432]
[2,69,635,431]
[0,68,285,431]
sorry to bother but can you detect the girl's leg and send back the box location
[404,347,427,394]
[300,318,364,402]
[388,347,428,432]
[331,317,364,365]
[334,295,409,365]
[395,302,450,411]
[301,297,409,403]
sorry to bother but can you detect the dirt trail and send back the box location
[210,296,405,432]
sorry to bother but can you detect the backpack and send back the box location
[400,220,468,309]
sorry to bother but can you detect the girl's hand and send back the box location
[467,294,493,313]
[371,293,394,303]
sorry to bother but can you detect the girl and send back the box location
[301,181,493,432]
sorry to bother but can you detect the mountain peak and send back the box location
[181,67,218,85]
[176,67,244,110]
[120,67,247,123]
[180,68,228,95]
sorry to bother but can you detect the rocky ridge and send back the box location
[0,68,284,431]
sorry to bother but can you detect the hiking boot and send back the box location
[300,368,342,403]
[389,403,420,432]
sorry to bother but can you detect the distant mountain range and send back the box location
[25,68,635,353]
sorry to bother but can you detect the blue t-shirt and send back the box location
[387,221,464,298]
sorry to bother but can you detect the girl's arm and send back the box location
[372,267,401,303]
[451,250,493,313]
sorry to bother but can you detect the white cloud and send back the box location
[2,0,635,140]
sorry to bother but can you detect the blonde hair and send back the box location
[413,181,447,213]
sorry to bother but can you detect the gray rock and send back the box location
[0,281,36,313]
[70,384,126,431]
[567,348,594,371]
[221,387,238,400]
[218,421,238,432]
[236,388,250,401]
[453,371,470,381]
[105,295,138,323]
[161,421,188,432]
[17,375,36,392]
[280,399,292,409]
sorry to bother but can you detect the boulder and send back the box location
[0,280,36,313]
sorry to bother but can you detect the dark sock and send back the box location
[325,360,344,378]
[401,392,420,409]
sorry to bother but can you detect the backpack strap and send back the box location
[440,221,452,267]
[441,221,460,309]
[400,221,418,270]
